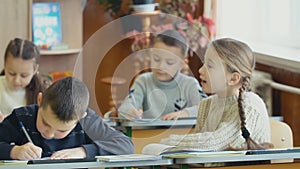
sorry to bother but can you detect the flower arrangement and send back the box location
[97,0,215,56]
[159,0,199,17]
[125,12,215,56]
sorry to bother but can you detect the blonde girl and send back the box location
[161,38,272,150]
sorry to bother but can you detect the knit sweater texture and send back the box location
[118,72,207,119]
[160,92,271,150]
[0,76,26,116]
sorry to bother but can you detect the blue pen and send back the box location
[124,89,141,120]
[129,89,137,108]
[20,122,33,143]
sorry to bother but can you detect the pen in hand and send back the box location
[129,89,137,108]
[20,122,33,144]
[127,89,142,120]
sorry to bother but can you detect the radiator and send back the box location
[251,70,300,116]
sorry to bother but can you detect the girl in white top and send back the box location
[161,38,273,150]
[0,38,45,122]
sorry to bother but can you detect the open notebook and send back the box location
[142,143,247,158]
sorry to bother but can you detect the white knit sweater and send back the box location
[0,76,26,116]
[160,92,271,150]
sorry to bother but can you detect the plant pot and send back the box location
[132,0,155,5]
[132,3,158,13]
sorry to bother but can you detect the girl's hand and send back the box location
[160,110,189,120]
[129,109,143,119]
[10,143,42,160]
[50,147,86,159]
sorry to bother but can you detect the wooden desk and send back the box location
[119,118,196,153]
[3,152,300,169]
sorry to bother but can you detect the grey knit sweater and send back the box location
[118,72,206,119]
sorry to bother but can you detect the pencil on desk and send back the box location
[20,122,33,144]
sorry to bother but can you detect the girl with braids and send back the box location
[0,38,45,122]
[160,38,272,151]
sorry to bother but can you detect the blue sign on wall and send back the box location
[32,2,62,47]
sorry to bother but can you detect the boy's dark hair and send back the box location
[40,77,89,122]
[154,30,188,58]
[1,38,44,104]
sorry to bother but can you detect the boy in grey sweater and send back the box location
[118,30,206,120]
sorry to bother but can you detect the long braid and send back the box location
[238,76,265,150]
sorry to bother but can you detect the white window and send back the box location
[216,0,300,49]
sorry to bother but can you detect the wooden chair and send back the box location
[270,119,293,163]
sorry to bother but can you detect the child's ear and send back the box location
[37,92,43,106]
[228,72,241,86]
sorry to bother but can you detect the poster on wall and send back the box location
[32,2,62,48]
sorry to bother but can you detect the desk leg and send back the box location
[126,126,132,137]
[180,164,189,169]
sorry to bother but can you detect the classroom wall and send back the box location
[0,0,30,70]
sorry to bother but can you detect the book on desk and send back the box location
[142,143,246,158]
[142,143,300,158]
[96,154,161,162]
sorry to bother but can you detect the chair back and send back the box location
[270,119,293,148]
[270,119,293,163]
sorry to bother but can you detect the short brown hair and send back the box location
[154,30,188,58]
[41,77,89,122]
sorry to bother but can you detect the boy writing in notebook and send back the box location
[118,30,207,120]
[0,77,134,160]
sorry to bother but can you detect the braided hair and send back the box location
[212,38,272,150]
[238,76,265,149]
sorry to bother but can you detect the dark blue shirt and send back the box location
[0,105,134,160]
